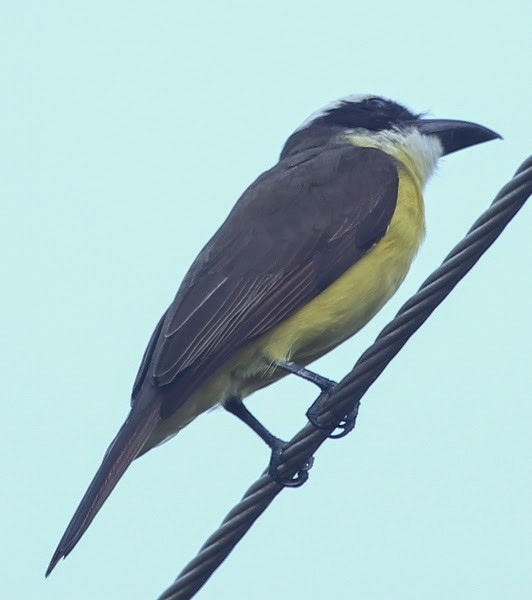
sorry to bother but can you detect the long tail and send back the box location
[45,399,161,577]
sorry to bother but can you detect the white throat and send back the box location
[344,128,443,187]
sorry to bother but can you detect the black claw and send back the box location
[267,441,314,488]
[307,395,358,439]
[327,412,357,438]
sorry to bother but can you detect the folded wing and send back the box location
[133,145,399,417]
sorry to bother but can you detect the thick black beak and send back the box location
[416,119,501,156]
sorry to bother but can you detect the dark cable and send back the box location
[158,156,532,600]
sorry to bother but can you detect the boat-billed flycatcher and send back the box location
[46,94,500,575]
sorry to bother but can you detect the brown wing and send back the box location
[132,145,399,418]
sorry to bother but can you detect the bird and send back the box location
[46,94,500,576]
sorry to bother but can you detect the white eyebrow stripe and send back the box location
[295,93,377,132]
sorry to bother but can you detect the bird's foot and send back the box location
[306,391,357,439]
[267,438,314,488]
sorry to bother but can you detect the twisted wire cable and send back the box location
[158,156,532,600]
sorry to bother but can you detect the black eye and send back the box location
[364,97,388,110]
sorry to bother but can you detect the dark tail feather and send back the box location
[45,400,161,577]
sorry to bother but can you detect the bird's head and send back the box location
[281,94,501,186]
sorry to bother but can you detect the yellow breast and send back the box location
[255,161,426,367]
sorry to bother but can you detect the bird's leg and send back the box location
[277,361,337,394]
[277,361,356,438]
[224,397,312,487]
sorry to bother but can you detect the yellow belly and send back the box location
[146,163,425,449]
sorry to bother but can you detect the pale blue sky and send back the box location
[2,2,531,599]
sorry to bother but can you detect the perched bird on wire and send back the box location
[46,94,499,576]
